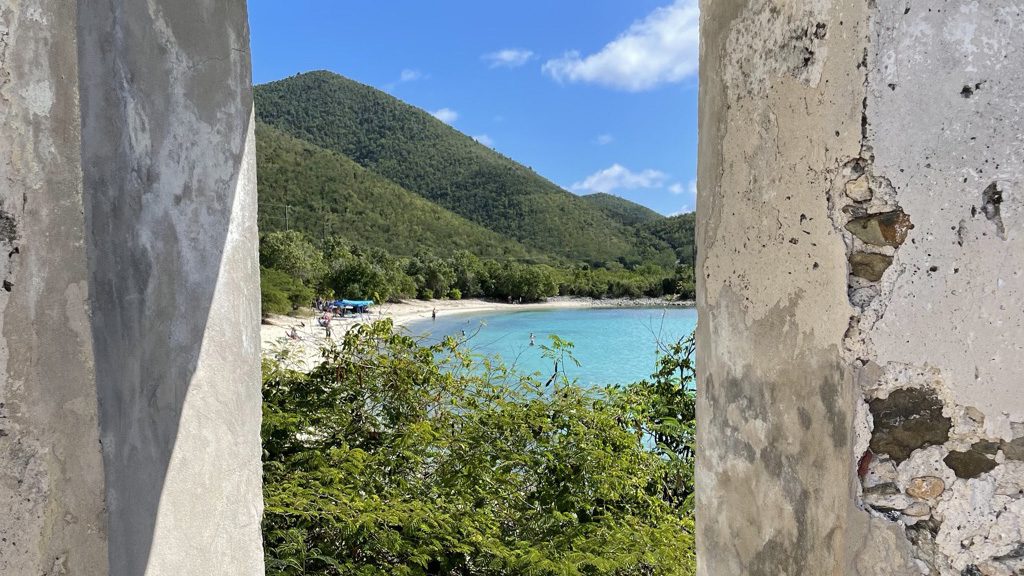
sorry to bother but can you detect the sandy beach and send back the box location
[261,296,693,371]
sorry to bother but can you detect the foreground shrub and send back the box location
[262,320,696,576]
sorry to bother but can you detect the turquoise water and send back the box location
[406,307,697,387]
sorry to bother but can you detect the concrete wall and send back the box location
[697,1,1024,575]
[0,1,263,574]
[0,2,110,573]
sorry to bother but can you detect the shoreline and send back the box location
[385,295,695,327]
[261,296,694,371]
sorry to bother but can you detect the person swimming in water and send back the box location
[529,332,536,346]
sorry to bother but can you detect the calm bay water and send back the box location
[406,306,697,387]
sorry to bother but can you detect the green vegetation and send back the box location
[254,71,686,267]
[262,320,696,575]
[255,70,700,574]
[560,262,695,300]
[260,231,328,286]
[256,124,535,261]
[580,192,665,227]
[258,231,695,314]
[639,213,696,267]
[253,70,698,312]
[261,267,315,316]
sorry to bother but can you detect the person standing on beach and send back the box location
[324,317,332,340]
[432,308,437,321]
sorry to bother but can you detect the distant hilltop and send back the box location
[254,70,694,268]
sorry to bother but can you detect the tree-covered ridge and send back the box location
[639,213,697,267]
[254,71,677,266]
[580,192,665,228]
[256,123,536,261]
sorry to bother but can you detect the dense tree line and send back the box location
[639,212,696,267]
[254,71,689,266]
[262,320,697,575]
[259,231,696,315]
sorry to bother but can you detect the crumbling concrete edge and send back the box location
[835,3,1024,575]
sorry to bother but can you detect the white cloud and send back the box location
[669,179,697,196]
[543,0,700,91]
[432,108,459,124]
[483,49,535,68]
[473,134,495,147]
[399,69,423,82]
[595,134,614,145]
[668,179,697,212]
[571,164,668,193]
[385,69,428,91]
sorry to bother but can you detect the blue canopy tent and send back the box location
[332,299,374,314]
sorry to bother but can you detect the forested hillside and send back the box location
[581,192,665,227]
[255,123,536,260]
[255,71,678,266]
[641,213,697,267]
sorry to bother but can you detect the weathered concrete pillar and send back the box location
[0,1,263,574]
[0,2,110,573]
[697,1,1024,575]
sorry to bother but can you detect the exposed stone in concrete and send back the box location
[0,210,16,245]
[935,477,1024,572]
[971,440,1000,456]
[849,285,882,309]
[1001,437,1024,461]
[993,544,1024,566]
[895,445,956,496]
[699,0,1023,573]
[847,176,873,202]
[944,449,998,479]
[850,252,894,282]
[867,0,1024,435]
[993,462,1024,497]
[964,407,986,427]
[906,476,945,500]
[696,0,931,573]
[903,502,930,517]
[864,483,914,511]
[845,210,914,248]
[866,481,900,496]
[869,388,951,463]
[863,456,898,489]
[980,183,1005,240]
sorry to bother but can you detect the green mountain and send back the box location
[254,71,678,266]
[641,213,696,266]
[581,193,665,227]
[255,123,535,260]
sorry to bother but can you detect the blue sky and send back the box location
[248,1,699,215]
